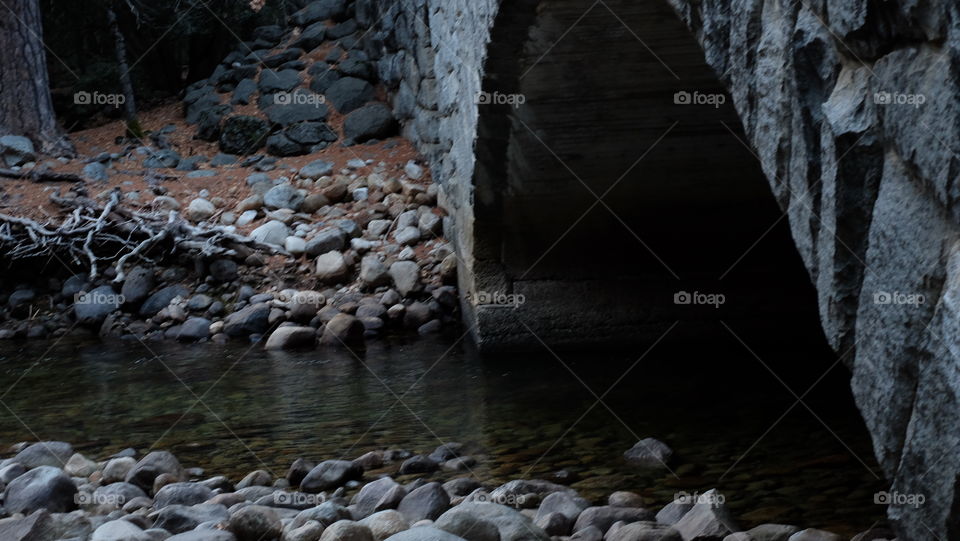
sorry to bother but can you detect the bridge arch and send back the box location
[462,0,818,349]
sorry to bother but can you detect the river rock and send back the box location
[174,317,212,341]
[237,470,272,490]
[0,510,52,540]
[573,507,654,534]
[125,451,184,492]
[436,511,500,541]
[154,482,215,508]
[287,521,326,541]
[672,490,736,541]
[320,313,365,346]
[443,479,482,499]
[152,503,230,533]
[3,465,78,514]
[306,228,347,257]
[399,455,438,475]
[101,457,136,484]
[224,303,271,336]
[397,482,449,523]
[360,254,391,287]
[353,477,403,519]
[490,480,571,504]
[301,460,363,493]
[316,251,349,282]
[436,502,549,541]
[64,453,98,477]
[536,492,589,523]
[786,529,841,541]
[266,100,329,127]
[344,103,397,142]
[91,519,153,541]
[389,261,420,296]
[186,198,215,222]
[292,501,353,529]
[623,439,672,469]
[251,220,290,246]
[300,159,335,179]
[288,291,326,322]
[387,527,468,541]
[219,116,270,155]
[535,512,570,537]
[167,530,237,541]
[140,285,191,317]
[321,520,375,541]
[266,326,316,350]
[74,285,121,325]
[609,492,645,508]
[121,266,154,306]
[229,504,282,541]
[12,441,73,469]
[0,135,36,166]
[606,522,681,541]
[264,183,306,211]
[209,259,239,281]
[82,161,109,181]
[360,510,410,541]
[325,77,374,113]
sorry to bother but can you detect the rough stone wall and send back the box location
[355,0,499,318]
[359,0,960,537]
[668,0,960,538]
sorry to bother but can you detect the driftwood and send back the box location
[0,189,288,280]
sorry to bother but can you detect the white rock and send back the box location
[395,226,420,246]
[404,161,424,180]
[250,220,290,246]
[186,198,215,222]
[315,251,348,282]
[237,210,258,226]
[286,236,307,255]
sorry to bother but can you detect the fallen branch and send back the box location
[0,190,288,280]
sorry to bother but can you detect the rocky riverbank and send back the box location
[0,149,461,347]
[0,0,461,347]
[0,440,885,541]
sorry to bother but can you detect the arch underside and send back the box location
[468,0,820,349]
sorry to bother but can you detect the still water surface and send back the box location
[0,333,884,535]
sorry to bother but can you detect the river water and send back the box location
[0,333,884,535]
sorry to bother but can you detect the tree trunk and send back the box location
[106,5,141,137]
[0,0,73,155]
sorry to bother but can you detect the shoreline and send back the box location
[0,441,888,541]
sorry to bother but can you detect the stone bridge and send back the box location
[351,0,960,538]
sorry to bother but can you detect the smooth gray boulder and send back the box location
[3,465,78,514]
[397,482,449,523]
[11,441,73,469]
[150,503,229,534]
[436,503,549,541]
[300,460,363,493]
[125,450,184,491]
[671,490,736,541]
[0,510,52,541]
